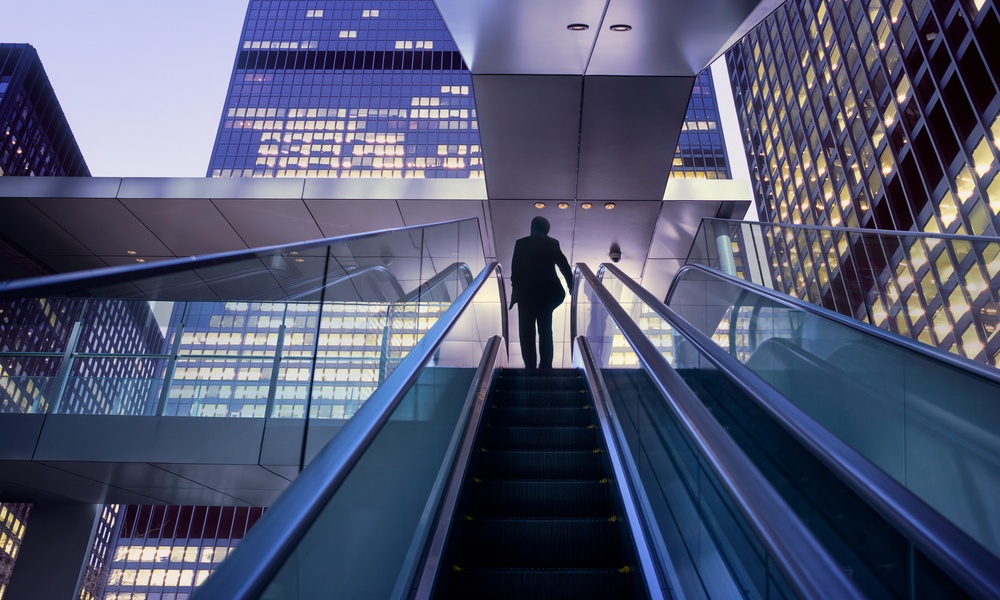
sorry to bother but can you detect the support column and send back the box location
[713,221,738,276]
[5,503,101,600]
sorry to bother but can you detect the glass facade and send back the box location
[670,68,731,180]
[207,0,482,179]
[0,44,89,178]
[726,0,1000,363]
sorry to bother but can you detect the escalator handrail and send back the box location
[0,216,481,300]
[667,263,1000,387]
[574,336,669,600]
[608,262,1000,598]
[398,262,475,302]
[576,263,864,600]
[192,261,506,600]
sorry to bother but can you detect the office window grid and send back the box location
[670,69,732,180]
[208,0,482,179]
[727,0,1000,364]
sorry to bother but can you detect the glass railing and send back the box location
[574,264,861,600]
[194,263,507,599]
[667,263,1000,565]
[687,218,1000,368]
[0,218,490,467]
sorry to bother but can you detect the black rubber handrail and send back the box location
[192,262,506,600]
[667,262,1000,387]
[608,262,1000,598]
[575,263,863,600]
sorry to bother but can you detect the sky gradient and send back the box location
[7,0,248,177]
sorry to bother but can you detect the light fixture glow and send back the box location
[534,202,546,209]
[609,24,632,32]
[136,258,146,263]
[557,202,569,209]
[567,23,589,31]
[604,202,616,210]
[581,202,593,209]
[126,250,137,255]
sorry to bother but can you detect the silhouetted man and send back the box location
[510,216,573,369]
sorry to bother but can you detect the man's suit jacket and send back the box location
[510,233,574,310]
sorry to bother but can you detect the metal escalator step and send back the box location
[477,449,604,479]
[466,480,613,518]
[489,406,593,427]
[483,425,597,450]
[490,389,589,407]
[452,518,625,568]
[441,567,637,600]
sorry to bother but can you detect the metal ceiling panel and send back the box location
[587,0,785,76]
[212,198,324,249]
[305,199,406,238]
[120,197,247,256]
[577,76,693,201]
[432,0,607,75]
[303,177,486,201]
[30,197,172,257]
[488,201,580,276]
[0,197,89,257]
[473,74,583,200]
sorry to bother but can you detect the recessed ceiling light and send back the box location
[557,202,569,209]
[534,202,546,209]
[295,258,305,263]
[126,250,137,255]
[136,258,146,263]
[609,24,632,32]
[604,202,616,210]
[581,202,593,210]
[567,23,589,31]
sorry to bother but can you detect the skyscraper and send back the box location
[206,0,482,179]
[0,42,93,600]
[671,68,732,181]
[726,0,1000,364]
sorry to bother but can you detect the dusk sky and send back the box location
[6,0,249,177]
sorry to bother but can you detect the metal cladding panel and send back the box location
[119,197,248,257]
[570,200,660,275]
[473,74,583,200]
[211,198,323,250]
[305,199,406,238]
[117,177,306,200]
[432,0,605,75]
[577,75,693,201]
[30,197,172,258]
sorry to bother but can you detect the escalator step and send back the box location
[453,518,625,567]
[489,406,593,427]
[484,425,597,450]
[490,389,589,407]
[477,449,604,479]
[441,567,636,600]
[467,480,613,518]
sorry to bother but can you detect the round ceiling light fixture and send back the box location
[534,202,546,209]
[567,23,589,31]
[557,202,570,209]
[609,24,632,32]
[604,202,617,210]
[581,202,593,209]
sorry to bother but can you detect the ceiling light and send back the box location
[557,202,569,209]
[609,24,632,32]
[567,23,589,31]
[534,202,546,209]
[295,258,305,263]
[126,250,137,255]
[136,258,146,263]
[604,202,616,210]
[581,202,593,209]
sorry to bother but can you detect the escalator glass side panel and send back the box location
[258,270,504,599]
[578,275,797,600]
[666,266,1000,560]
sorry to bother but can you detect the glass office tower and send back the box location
[671,68,732,180]
[207,0,482,179]
[726,0,1000,363]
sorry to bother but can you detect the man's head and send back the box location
[530,216,550,235]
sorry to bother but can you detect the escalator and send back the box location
[431,369,647,599]
[188,256,1000,598]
